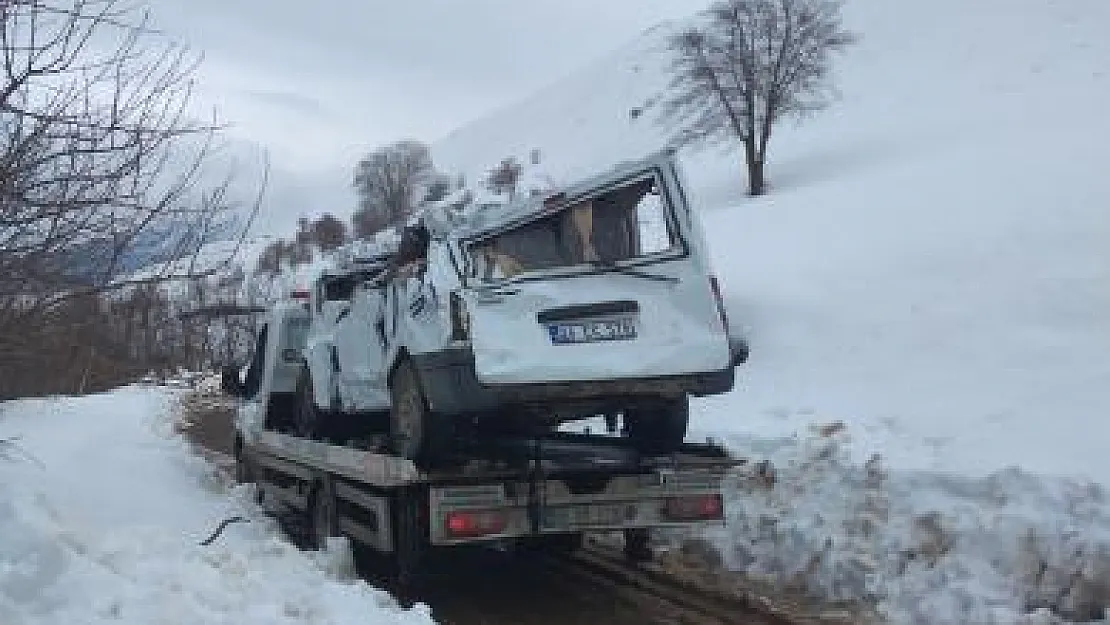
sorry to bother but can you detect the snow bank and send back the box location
[701,425,1110,624]
[0,387,436,625]
[692,0,1110,615]
[431,0,1110,621]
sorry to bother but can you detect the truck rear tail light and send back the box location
[444,509,507,538]
[662,494,723,521]
[708,275,729,331]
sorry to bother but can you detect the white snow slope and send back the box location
[433,0,1110,623]
[0,385,436,625]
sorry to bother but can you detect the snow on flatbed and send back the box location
[0,385,435,625]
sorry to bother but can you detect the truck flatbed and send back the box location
[239,427,744,582]
[250,428,741,487]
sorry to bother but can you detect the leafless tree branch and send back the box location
[653,0,856,196]
[0,0,269,398]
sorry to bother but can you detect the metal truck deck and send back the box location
[249,428,741,487]
[241,428,744,582]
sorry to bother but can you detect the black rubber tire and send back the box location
[392,486,425,599]
[624,528,653,563]
[307,477,340,551]
[624,395,690,455]
[234,439,265,505]
[388,359,429,461]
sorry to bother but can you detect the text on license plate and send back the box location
[547,317,637,345]
[543,504,633,529]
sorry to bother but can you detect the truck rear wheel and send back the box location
[624,528,653,562]
[307,476,339,551]
[625,395,690,454]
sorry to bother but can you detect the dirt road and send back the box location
[176,389,236,456]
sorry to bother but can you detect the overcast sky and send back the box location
[147,0,707,178]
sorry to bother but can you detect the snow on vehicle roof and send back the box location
[334,230,400,269]
[284,227,400,293]
[422,148,677,241]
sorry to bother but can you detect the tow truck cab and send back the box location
[221,299,312,438]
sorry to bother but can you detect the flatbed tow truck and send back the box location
[236,418,742,584]
[218,150,750,586]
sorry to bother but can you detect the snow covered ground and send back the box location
[4,0,1108,622]
[433,0,1110,622]
[0,385,435,625]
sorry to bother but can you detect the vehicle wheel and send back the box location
[234,438,266,505]
[392,485,425,597]
[389,359,429,461]
[307,476,339,551]
[294,366,323,440]
[624,528,653,563]
[625,395,690,454]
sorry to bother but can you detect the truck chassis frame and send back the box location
[237,427,743,584]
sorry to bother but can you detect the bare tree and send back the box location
[351,139,435,237]
[310,213,347,251]
[0,0,267,398]
[295,217,312,246]
[255,240,284,276]
[351,207,390,240]
[255,237,313,275]
[486,157,523,198]
[287,238,311,266]
[655,0,855,196]
[422,175,452,205]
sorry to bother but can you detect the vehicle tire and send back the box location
[234,437,266,505]
[294,366,324,440]
[307,476,339,551]
[389,359,430,461]
[624,528,653,563]
[391,485,426,597]
[624,395,690,454]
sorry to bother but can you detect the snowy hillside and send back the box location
[0,384,435,625]
[432,0,1110,622]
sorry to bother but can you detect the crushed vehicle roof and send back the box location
[295,148,679,285]
[421,148,678,242]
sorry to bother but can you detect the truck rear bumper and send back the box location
[411,347,736,416]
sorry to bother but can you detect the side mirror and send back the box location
[220,364,244,397]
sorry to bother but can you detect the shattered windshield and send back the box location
[468,174,679,281]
